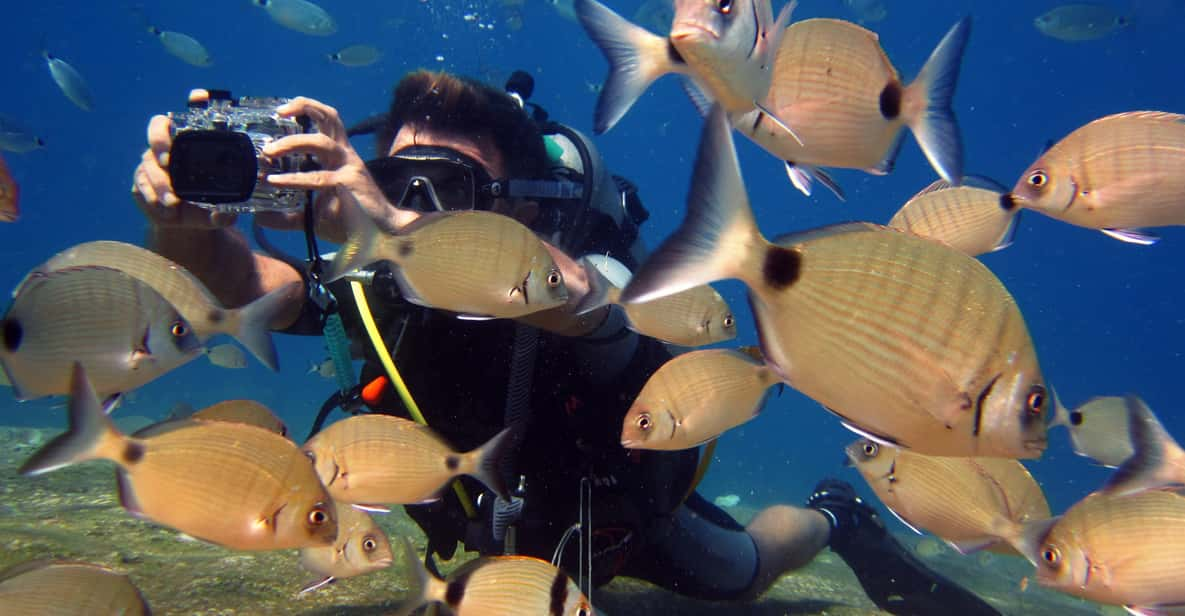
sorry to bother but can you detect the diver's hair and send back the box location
[378,70,549,179]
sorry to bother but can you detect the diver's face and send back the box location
[387,123,536,224]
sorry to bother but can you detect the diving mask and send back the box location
[366,146,497,213]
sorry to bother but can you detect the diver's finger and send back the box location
[147,115,173,167]
[139,150,181,208]
[262,133,339,162]
[277,97,346,143]
[265,170,338,190]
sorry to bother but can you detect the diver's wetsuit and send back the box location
[292,278,764,599]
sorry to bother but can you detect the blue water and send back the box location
[1,0,1182,579]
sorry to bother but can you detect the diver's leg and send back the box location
[806,479,1002,616]
[618,492,827,601]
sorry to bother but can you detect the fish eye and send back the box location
[862,442,878,457]
[722,314,735,328]
[170,321,189,337]
[546,269,563,288]
[1026,386,1046,415]
[1027,171,1048,189]
[308,506,330,527]
[362,536,377,552]
[717,0,732,14]
[1040,544,1061,567]
[635,413,653,432]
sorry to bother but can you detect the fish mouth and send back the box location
[669,20,721,44]
[620,439,638,449]
[1023,437,1048,456]
[374,556,394,568]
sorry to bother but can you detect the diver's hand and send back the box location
[132,114,238,229]
[260,96,415,244]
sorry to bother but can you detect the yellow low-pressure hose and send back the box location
[350,280,476,519]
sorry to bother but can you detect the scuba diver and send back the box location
[130,69,1001,614]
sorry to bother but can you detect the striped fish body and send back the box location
[34,240,293,370]
[623,347,779,450]
[36,241,228,337]
[188,400,289,437]
[1010,111,1185,231]
[623,283,737,347]
[302,414,510,505]
[1034,490,1185,608]
[0,266,202,399]
[751,224,1047,457]
[122,419,336,550]
[332,210,567,318]
[442,556,591,616]
[737,18,906,171]
[0,560,149,615]
[848,440,1049,554]
[888,178,1017,256]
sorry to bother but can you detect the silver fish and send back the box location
[0,113,46,153]
[42,47,93,111]
[255,0,338,36]
[149,27,213,67]
[328,44,382,67]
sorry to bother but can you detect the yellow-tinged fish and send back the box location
[1017,489,1185,612]
[0,152,17,222]
[20,364,337,550]
[328,208,568,319]
[1099,394,1185,497]
[205,343,247,369]
[187,400,289,437]
[33,240,296,370]
[734,17,970,196]
[299,501,392,594]
[302,415,512,506]
[394,538,592,616]
[1034,4,1129,43]
[576,0,796,134]
[0,560,150,615]
[847,439,1050,555]
[887,176,1019,256]
[0,266,204,400]
[622,347,779,449]
[579,257,736,346]
[1006,111,1185,245]
[1048,395,1134,468]
[622,107,1049,458]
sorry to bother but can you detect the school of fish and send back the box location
[2,1,1184,614]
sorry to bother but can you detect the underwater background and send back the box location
[0,1,1182,614]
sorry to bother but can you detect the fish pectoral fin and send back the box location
[753,101,804,147]
[456,313,497,321]
[351,503,391,514]
[298,576,337,596]
[1101,228,1160,245]
[1124,603,1185,616]
[258,502,286,534]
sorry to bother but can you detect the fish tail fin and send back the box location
[1046,387,1072,429]
[1103,394,1185,496]
[621,105,767,305]
[18,363,128,475]
[1009,517,1060,567]
[576,0,677,134]
[906,16,971,185]
[573,257,621,315]
[393,538,449,616]
[462,427,516,501]
[325,203,384,283]
[232,281,301,371]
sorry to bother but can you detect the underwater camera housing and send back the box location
[167,90,318,213]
